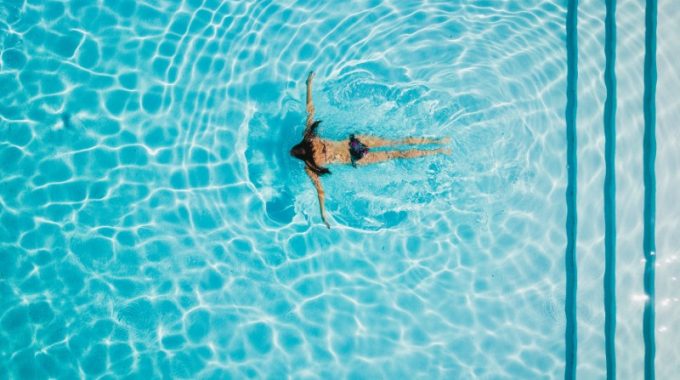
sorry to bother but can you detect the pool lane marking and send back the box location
[642,0,657,379]
[603,0,617,378]
[564,1,578,379]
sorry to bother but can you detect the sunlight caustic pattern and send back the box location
[0,0,615,378]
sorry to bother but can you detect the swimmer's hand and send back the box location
[306,71,315,85]
[304,165,330,229]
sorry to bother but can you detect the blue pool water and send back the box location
[2,0,678,379]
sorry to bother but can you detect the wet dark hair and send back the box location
[290,121,331,175]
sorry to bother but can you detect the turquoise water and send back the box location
[1,1,572,379]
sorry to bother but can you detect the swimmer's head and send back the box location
[290,142,308,160]
[290,140,330,176]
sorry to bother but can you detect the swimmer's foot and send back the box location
[438,147,452,155]
[404,137,449,145]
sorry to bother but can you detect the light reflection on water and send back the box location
[0,1,571,378]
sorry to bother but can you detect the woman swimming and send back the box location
[290,71,450,228]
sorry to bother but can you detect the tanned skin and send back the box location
[295,71,450,228]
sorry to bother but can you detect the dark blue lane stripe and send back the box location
[603,0,617,378]
[564,1,578,380]
[642,0,657,379]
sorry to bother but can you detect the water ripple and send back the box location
[1,0,568,378]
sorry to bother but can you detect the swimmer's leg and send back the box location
[355,135,450,148]
[358,147,450,165]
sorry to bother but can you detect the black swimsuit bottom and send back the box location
[348,134,369,167]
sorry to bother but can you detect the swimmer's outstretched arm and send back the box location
[305,71,315,129]
[304,165,330,229]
